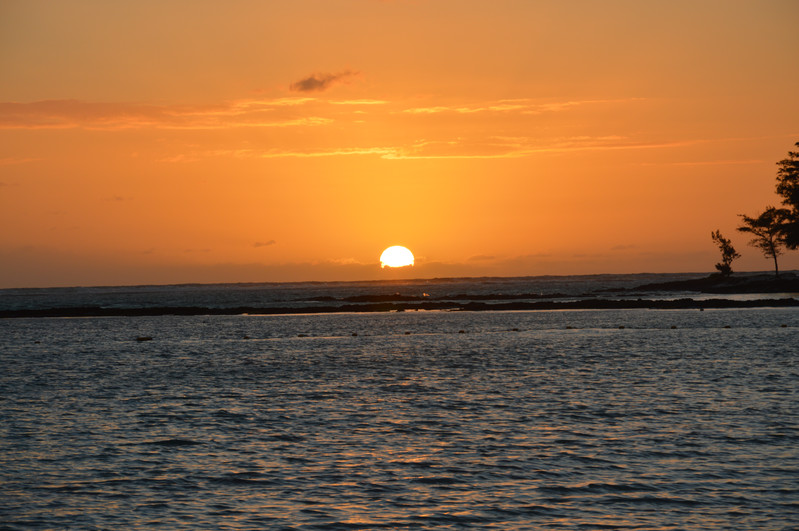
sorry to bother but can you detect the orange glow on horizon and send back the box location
[1,2,798,287]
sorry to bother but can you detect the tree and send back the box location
[775,141,799,248]
[710,230,740,277]
[737,207,787,277]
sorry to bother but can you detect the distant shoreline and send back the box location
[2,270,798,292]
[620,271,799,294]
[2,272,798,318]
[3,297,799,318]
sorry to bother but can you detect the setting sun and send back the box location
[380,246,415,268]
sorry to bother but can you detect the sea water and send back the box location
[0,272,751,313]
[1,278,798,529]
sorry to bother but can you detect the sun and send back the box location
[380,246,415,268]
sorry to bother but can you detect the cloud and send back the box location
[269,147,396,158]
[193,135,702,162]
[0,98,328,130]
[2,94,744,163]
[330,99,387,106]
[640,159,764,167]
[254,240,276,248]
[401,98,643,115]
[289,71,358,93]
[328,257,362,265]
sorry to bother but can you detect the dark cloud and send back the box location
[289,71,357,93]
[254,240,276,248]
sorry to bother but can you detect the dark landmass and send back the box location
[302,292,588,303]
[2,296,798,318]
[4,272,798,318]
[618,272,799,294]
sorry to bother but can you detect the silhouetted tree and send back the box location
[737,207,787,277]
[710,230,740,277]
[775,142,799,248]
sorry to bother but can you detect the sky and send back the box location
[1,0,798,288]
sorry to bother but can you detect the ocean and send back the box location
[1,274,798,529]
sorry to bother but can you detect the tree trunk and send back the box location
[773,253,780,278]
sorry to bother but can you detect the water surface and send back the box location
[2,307,798,529]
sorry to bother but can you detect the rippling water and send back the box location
[2,308,798,529]
[0,272,731,312]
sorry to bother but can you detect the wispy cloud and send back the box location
[639,159,764,167]
[254,240,276,247]
[330,99,387,106]
[185,136,707,162]
[0,98,329,130]
[1,94,732,162]
[402,98,643,115]
[289,71,359,93]
[252,147,398,158]
[327,257,363,265]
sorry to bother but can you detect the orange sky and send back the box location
[2,0,798,287]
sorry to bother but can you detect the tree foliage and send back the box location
[775,141,799,248]
[710,230,740,276]
[737,207,786,277]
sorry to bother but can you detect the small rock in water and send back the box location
[352,332,358,337]
[136,336,153,342]
[458,330,466,334]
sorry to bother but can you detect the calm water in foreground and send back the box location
[2,305,798,529]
